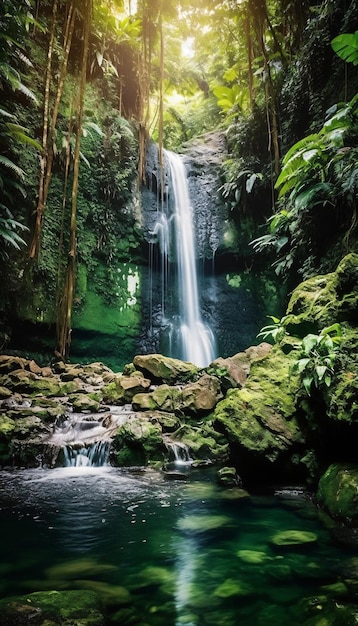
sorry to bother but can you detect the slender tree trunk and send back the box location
[29,0,58,260]
[29,0,76,261]
[56,0,92,359]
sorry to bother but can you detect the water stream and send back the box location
[0,466,356,625]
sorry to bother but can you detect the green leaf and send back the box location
[303,376,313,394]
[331,32,358,66]
[316,365,327,381]
[302,334,318,354]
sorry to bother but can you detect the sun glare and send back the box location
[182,37,195,58]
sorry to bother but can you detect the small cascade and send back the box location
[151,150,216,367]
[47,408,130,468]
[63,441,111,467]
[165,440,192,466]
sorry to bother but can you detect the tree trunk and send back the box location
[29,0,75,261]
[56,0,92,360]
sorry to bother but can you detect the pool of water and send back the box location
[0,466,357,625]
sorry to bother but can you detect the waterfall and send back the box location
[47,409,130,468]
[63,441,110,467]
[160,151,216,367]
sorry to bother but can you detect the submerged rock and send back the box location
[0,589,105,625]
[270,529,318,548]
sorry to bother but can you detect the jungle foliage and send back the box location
[1,0,357,358]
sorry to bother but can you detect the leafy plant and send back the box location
[257,315,288,344]
[291,324,343,395]
[331,32,358,66]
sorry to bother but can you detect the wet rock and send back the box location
[214,578,254,598]
[132,384,181,412]
[270,529,318,548]
[317,463,358,524]
[177,514,232,534]
[217,466,242,487]
[213,345,304,477]
[0,589,105,625]
[112,414,165,466]
[69,394,100,413]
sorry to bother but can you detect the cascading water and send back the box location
[47,408,130,468]
[153,150,216,367]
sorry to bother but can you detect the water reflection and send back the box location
[0,467,357,625]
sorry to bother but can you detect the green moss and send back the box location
[213,346,303,462]
[0,590,104,625]
[317,463,358,523]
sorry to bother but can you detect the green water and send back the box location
[0,466,357,625]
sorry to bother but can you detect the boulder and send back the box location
[0,590,105,626]
[285,252,358,333]
[317,463,358,524]
[213,346,304,474]
[111,414,165,466]
[217,466,242,487]
[181,374,222,413]
[132,384,181,411]
[132,375,222,415]
[133,353,198,383]
[102,374,151,404]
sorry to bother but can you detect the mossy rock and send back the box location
[317,463,358,524]
[0,589,104,625]
[102,374,151,404]
[133,353,198,383]
[237,549,269,564]
[213,346,304,466]
[69,394,100,413]
[175,422,229,462]
[112,415,165,466]
[177,514,232,533]
[285,253,358,334]
[270,529,318,548]
[132,384,182,412]
[0,415,16,436]
[217,466,241,487]
[214,578,254,598]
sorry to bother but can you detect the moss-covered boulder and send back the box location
[217,466,242,487]
[0,589,104,625]
[285,253,358,333]
[174,422,229,462]
[133,353,198,383]
[111,414,165,466]
[181,374,223,413]
[132,384,182,412]
[317,463,358,524]
[102,373,151,404]
[212,345,305,479]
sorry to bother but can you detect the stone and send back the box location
[177,514,232,533]
[112,414,165,466]
[181,374,222,413]
[217,466,242,487]
[213,345,304,475]
[132,384,181,412]
[133,353,198,383]
[270,529,318,548]
[214,578,253,598]
[102,374,151,404]
[0,590,105,626]
[69,394,100,413]
[317,463,358,524]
